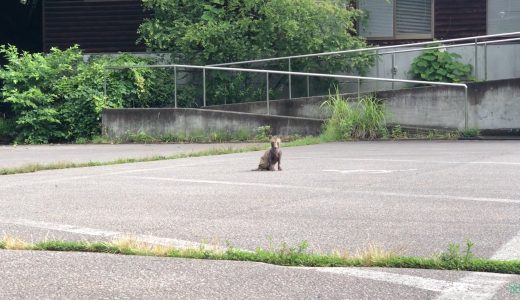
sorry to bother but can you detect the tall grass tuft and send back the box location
[321,91,387,141]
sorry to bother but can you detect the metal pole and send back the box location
[484,43,488,81]
[203,68,207,107]
[464,86,469,130]
[288,58,292,99]
[103,74,107,98]
[103,72,108,108]
[391,52,395,90]
[474,38,478,81]
[266,72,270,115]
[375,50,379,91]
[174,66,177,108]
[357,78,361,101]
[307,76,310,97]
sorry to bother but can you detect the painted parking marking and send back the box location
[0,157,251,189]
[290,157,520,166]
[310,268,511,298]
[435,229,520,299]
[1,217,518,299]
[306,228,520,300]
[121,175,520,205]
[323,169,418,174]
[0,218,232,252]
[336,158,520,166]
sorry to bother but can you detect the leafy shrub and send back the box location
[321,92,387,140]
[461,128,480,138]
[0,45,176,144]
[410,45,473,83]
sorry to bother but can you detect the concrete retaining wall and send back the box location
[102,78,520,137]
[207,78,520,132]
[102,108,324,138]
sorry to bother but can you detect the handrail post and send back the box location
[307,75,310,97]
[174,66,177,108]
[391,52,395,90]
[464,86,469,130]
[357,78,361,101]
[288,58,292,99]
[103,71,107,98]
[266,72,270,115]
[375,50,379,91]
[474,38,478,81]
[484,42,488,81]
[203,67,207,107]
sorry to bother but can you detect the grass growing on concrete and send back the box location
[0,145,260,175]
[1,237,519,274]
[321,92,388,141]
[0,137,325,176]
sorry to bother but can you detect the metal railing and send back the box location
[208,31,520,99]
[105,64,469,129]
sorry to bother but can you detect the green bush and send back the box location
[410,45,473,83]
[461,128,480,138]
[321,92,387,140]
[0,45,176,144]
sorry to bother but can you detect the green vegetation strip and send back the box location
[1,238,519,274]
[0,137,323,176]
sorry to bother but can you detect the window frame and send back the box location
[360,0,435,40]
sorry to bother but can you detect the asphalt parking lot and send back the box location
[1,141,519,299]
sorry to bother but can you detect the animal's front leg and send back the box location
[278,152,282,171]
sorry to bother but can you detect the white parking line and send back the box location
[324,169,418,174]
[435,229,520,299]
[311,268,511,297]
[307,230,520,300]
[335,158,520,166]
[0,218,228,251]
[123,175,520,205]
[0,157,251,189]
[1,218,518,299]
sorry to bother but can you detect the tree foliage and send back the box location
[138,0,374,105]
[141,0,366,66]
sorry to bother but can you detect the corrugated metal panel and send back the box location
[434,0,487,39]
[369,0,486,45]
[43,0,147,53]
[396,0,432,34]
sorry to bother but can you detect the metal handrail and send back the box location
[209,31,520,67]
[378,37,520,55]
[105,64,469,129]
[206,31,519,101]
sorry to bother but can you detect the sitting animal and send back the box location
[256,136,282,171]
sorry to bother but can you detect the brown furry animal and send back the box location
[256,137,282,171]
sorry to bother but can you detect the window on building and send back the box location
[359,0,433,39]
[488,0,520,34]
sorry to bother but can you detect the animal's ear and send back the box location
[276,137,282,144]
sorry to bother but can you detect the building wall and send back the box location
[434,0,487,39]
[43,0,147,53]
[368,0,487,45]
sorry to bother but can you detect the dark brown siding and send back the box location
[43,0,147,53]
[434,0,487,39]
